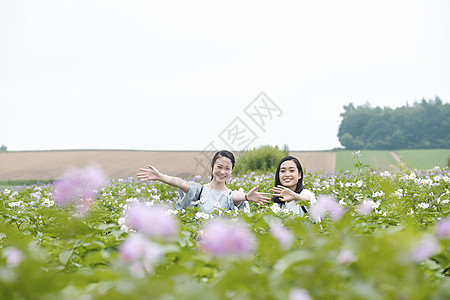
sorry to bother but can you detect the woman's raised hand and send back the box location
[246,186,271,205]
[136,165,162,182]
[271,185,296,202]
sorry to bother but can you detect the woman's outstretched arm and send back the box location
[136,165,190,193]
[271,185,311,203]
[233,186,271,206]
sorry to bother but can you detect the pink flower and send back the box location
[352,151,361,158]
[270,222,294,250]
[4,247,25,268]
[357,200,374,216]
[119,233,163,278]
[126,203,178,239]
[410,236,439,262]
[337,249,357,264]
[289,288,311,300]
[436,218,450,239]
[199,220,256,258]
[309,195,346,222]
[54,165,107,205]
[119,233,163,262]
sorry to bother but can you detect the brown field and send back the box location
[0,150,336,181]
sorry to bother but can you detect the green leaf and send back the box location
[59,249,73,265]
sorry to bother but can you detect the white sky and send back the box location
[1,0,449,152]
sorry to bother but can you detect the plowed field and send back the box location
[0,150,336,181]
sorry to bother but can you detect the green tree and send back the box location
[234,145,289,174]
[337,97,450,150]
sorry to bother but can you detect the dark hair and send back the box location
[271,156,304,204]
[210,150,235,180]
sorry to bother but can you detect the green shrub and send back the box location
[234,145,289,174]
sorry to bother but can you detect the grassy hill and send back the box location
[336,149,449,172]
[395,149,449,170]
[335,150,399,172]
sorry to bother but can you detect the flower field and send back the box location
[1,158,450,299]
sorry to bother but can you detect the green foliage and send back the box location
[234,145,289,174]
[0,163,450,299]
[0,144,7,152]
[338,96,450,150]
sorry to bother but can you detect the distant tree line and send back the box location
[337,96,450,150]
[0,144,7,152]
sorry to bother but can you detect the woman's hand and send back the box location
[246,186,271,205]
[271,185,297,202]
[136,165,162,182]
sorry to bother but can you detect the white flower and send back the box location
[418,203,430,209]
[31,192,41,200]
[213,202,221,209]
[42,198,55,207]
[409,172,416,180]
[355,193,364,201]
[380,171,391,178]
[144,200,155,207]
[4,189,11,195]
[195,212,211,220]
[199,198,207,204]
[166,209,178,215]
[270,204,281,214]
[394,189,403,198]
[8,201,22,208]
[338,199,347,206]
[372,191,385,198]
[126,197,139,203]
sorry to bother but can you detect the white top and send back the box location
[176,181,248,214]
[279,188,316,216]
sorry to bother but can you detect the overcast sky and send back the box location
[1,0,449,152]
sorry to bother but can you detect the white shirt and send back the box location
[279,188,316,216]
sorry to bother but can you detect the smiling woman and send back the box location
[136,150,271,214]
[270,156,316,216]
